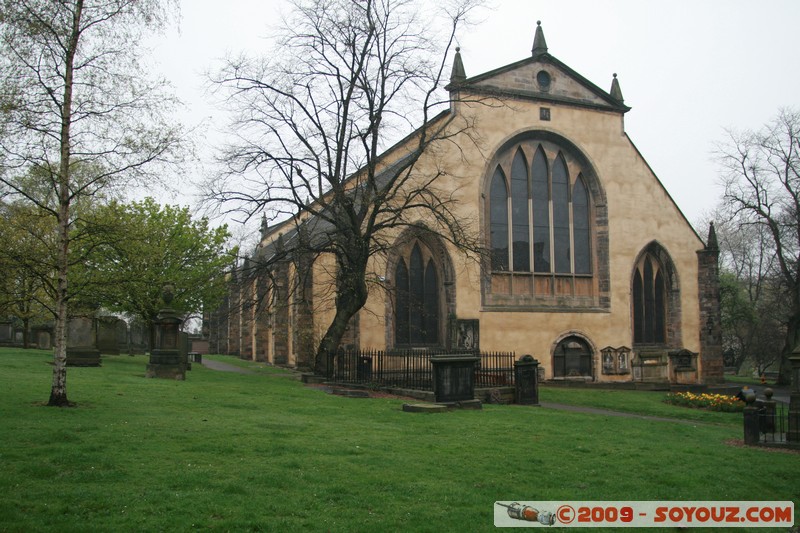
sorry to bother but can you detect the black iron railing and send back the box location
[757,402,799,445]
[326,348,515,391]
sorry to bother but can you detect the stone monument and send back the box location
[66,315,101,367]
[146,283,185,380]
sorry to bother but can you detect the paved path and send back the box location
[201,358,256,375]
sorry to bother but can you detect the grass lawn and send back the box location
[1,348,797,532]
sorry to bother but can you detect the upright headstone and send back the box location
[35,328,52,350]
[66,316,101,367]
[128,320,148,355]
[116,319,129,354]
[0,321,13,345]
[97,316,122,355]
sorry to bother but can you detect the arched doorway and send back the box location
[553,335,593,379]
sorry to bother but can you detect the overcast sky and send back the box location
[149,0,800,232]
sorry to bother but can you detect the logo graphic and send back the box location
[496,502,556,526]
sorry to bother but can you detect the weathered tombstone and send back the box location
[430,354,480,406]
[146,284,185,380]
[514,355,540,406]
[66,316,101,367]
[116,319,129,354]
[97,316,122,355]
[36,329,52,350]
[0,321,13,345]
[128,321,148,355]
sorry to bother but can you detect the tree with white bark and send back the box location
[0,0,184,405]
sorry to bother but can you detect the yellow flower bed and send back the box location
[664,391,745,412]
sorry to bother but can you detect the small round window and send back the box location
[536,70,551,91]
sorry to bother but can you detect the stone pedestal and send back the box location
[742,391,760,446]
[514,355,540,406]
[146,295,185,380]
[431,355,479,404]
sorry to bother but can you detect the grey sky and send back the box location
[150,0,800,229]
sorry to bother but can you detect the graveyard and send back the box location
[0,348,797,532]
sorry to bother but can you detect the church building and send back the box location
[206,22,723,385]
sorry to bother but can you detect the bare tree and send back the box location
[0,0,184,405]
[703,208,785,374]
[718,107,800,385]
[207,0,484,373]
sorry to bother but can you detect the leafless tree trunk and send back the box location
[719,107,800,385]
[207,0,486,374]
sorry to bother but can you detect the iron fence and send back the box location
[757,402,799,445]
[326,348,516,391]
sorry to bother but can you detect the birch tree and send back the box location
[0,0,184,405]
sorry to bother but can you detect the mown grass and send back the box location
[1,348,797,532]
[539,387,746,426]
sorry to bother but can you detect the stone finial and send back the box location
[161,282,175,306]
[449,46,466,85]
[260,214,269,238]
[531,20,548,57]
[610,73,624,103]
[706,222,719,252]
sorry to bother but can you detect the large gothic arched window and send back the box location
[490,145,592,275]
[484,134,604,307]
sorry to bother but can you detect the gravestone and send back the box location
[128,321,148,355]
[0,321,13,345]
[97,316,123,355]
[66,316,101,367]
[37,331,52,350]
[116,319,129,353]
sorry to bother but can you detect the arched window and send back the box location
[490,168,509,271]
[552,154,570,273]
[572,175,591,274]
[489,144,592,277]
[395,242,441,346]
[395,259,409,345]
[511,149,530,272]
[532,146,550,273]
[483,133,608,310]
[633,254,666,344]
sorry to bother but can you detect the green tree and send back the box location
[81,198,236,344]
[0,1,183,405]
[0,202,54,347]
